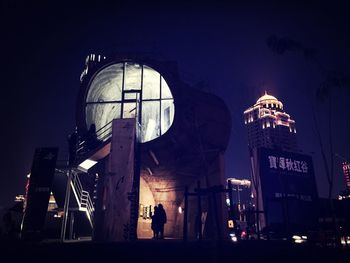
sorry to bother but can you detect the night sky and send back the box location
[1,1,350,208]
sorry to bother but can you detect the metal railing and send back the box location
[70,170,95,227]
[76,120,114,155]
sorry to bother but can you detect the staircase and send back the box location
[53,167,95,229]
[70,170,95,228]
[58,118,141,241]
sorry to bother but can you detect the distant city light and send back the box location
[227,178,251,187]
[341,236,350,245]
[292,235,307,244]
[230,233,238,242]
[228,220,234,229]
[15,195,25,202]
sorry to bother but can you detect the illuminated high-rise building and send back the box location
[343,162,350,191]
[243,92,318,237]
[243,92,297,152]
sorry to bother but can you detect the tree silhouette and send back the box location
[266,35,350,245]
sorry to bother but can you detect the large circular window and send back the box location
[85,62,175,143]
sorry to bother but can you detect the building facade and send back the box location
[244,92,297,152]
[244,93,318,237]
[343,162,350,191]
[74,54,232,241]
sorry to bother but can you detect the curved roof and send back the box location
[256,92,278,104]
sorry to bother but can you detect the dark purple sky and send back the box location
[1,1,350,207]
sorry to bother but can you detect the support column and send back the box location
[69,211,75,240]
[61,169,72,242]
[102,118,137,241]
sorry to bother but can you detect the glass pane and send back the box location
[141,101,160,142]
[123,102,137,119]
[125,62,142,90]
[161,100,174,135]
[124,92,138,100]
[85,62,175,144]
[143,65,160,99]
[85,103,121,141]
[86,63,123,102]
[161,76,172,99]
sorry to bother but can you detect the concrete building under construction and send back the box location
[21,54,232,241]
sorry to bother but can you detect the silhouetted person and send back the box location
[86,124,99,151]
[151,206,159,239]
[157,204,167,239]
[68,127,78,165]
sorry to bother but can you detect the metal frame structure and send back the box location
[84,62,174,142]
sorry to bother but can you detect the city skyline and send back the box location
[1,1,350,207]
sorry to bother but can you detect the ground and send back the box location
[1,239,350,263]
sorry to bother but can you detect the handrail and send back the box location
[70,171,95,226]
[81,190,94,223]
[96,119,113,135]
[76,118,140,156]
[76,120,114,155]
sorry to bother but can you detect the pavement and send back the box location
[1,238,349,263]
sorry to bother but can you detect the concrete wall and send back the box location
[101,119,135,241]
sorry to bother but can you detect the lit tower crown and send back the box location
[243,92,297,152]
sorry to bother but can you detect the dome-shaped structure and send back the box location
[255,91,283,109]
[256,93,277,103]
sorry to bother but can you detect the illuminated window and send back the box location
[85,62,175,143]
[139,204,153,219]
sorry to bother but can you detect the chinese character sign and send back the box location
[259,148,317,197]
[257,148,319,231]
[268,155,308,174]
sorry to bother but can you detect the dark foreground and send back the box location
[1,239,350,263]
